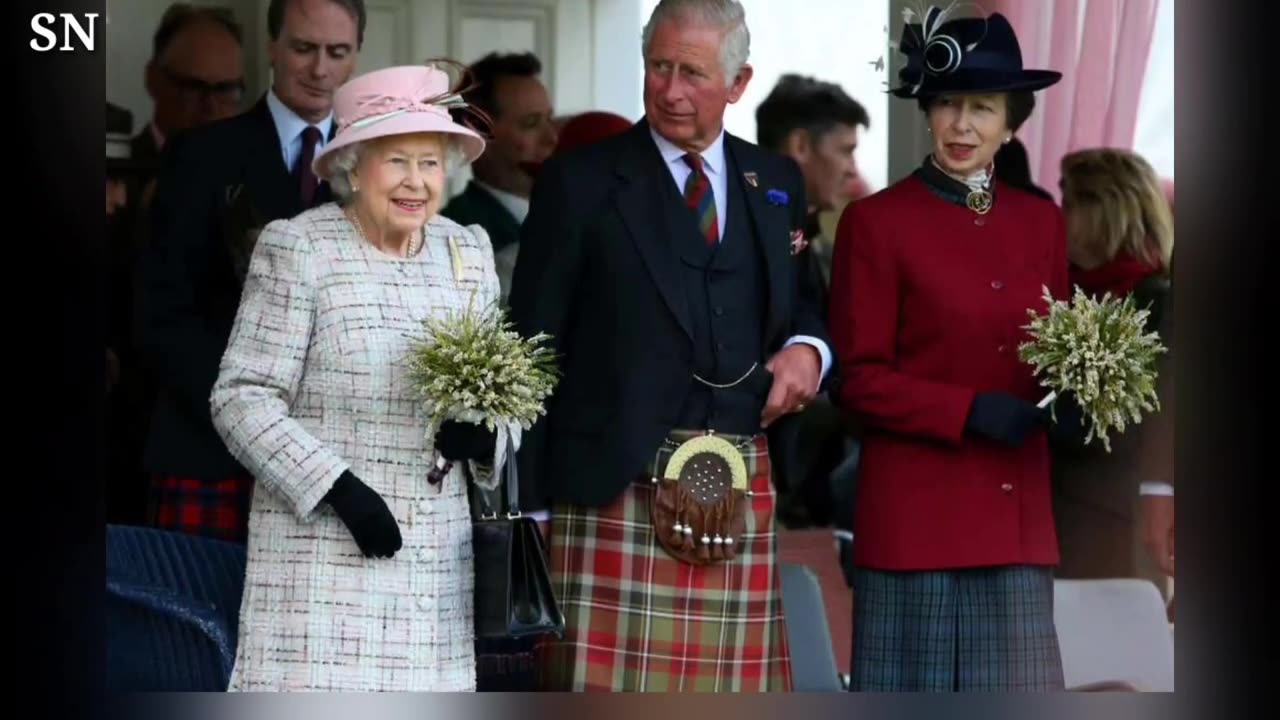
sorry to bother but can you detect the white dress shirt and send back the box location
[473,179,531,224]
[648,126,832,386]
[266,89,334,173]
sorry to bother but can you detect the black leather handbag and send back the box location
[470,435,564,640]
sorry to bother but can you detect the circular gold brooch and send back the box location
[966,188,993,215]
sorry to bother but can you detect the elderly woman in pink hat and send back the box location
[209,63,515,692]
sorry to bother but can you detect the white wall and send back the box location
[638,0,890,192]
[591,0,645,120]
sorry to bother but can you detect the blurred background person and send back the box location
[756,73,870,309]
[106,5,247,529]
[138,3,246,172]
[994,136,1053,201]
[443,52,558,302]
[1051,147,1175,599]
[753,73,869,562]
[136,0,364,544]
[544,110,632,164]
[107,101,156,526]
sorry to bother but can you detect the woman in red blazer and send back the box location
[829,10,1068,691]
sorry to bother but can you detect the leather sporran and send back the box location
[649,433,751,565]
[469,435,564,640]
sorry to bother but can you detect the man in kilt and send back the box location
[137,0,364,542]
[509,0,831,692]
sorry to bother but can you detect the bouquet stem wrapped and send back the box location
[1018,286,1167,452]
[406,297,559,482]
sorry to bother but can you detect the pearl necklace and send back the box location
[345,206,422,257]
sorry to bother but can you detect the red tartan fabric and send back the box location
[539,432,791,692]
[147,473,254,543]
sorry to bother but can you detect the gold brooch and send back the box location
[966,189,993,215]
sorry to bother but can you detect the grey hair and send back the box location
[641,0,750,88]
[325,134,471,206]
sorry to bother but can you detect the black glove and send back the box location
[964,392,1048,446]
[323,471,402,558]
[1046,391,1089,449]
[434,420,498,462]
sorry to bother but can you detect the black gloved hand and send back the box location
[1046,391,1089,449]
[434,420,498,462]
[323,471,402,558]
[964,392,1048,447]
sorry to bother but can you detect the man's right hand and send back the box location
[1140,494,1174,577]
[323,471,403,558]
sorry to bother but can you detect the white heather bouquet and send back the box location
[1018,286,1167,452]
[407,298,559,436]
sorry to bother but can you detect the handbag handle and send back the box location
[503,431,520,517]
[474,430,520,519]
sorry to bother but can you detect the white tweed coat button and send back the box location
[417,595,433,611]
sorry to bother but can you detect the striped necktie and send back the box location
[682,153,718,246]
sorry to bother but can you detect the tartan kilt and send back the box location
[538,431,792,692]
[849,565,1065,691]
[146,473,254,543]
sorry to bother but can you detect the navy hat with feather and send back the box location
[890,5,1061,98]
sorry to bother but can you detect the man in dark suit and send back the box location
[753,73,869,531]
[509,0,832,691]
[442,52,558,303]
[136,0,364,543]
[135,4,247,175]
[106,7,247,528]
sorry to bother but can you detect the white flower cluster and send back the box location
[1018,286,1167,452]
[407,299,559,434]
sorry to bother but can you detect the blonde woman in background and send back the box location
[1051,147,1175,597]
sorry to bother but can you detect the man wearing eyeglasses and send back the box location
[137,4,246,167]
[137,0,364,544]
[105,5,247,529]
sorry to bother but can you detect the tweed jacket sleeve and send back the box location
[210,218,349,520]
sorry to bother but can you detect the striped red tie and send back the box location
[682,153,718,246]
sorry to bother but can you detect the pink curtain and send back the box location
[988,0,1161,201]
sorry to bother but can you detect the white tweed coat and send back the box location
[210,202,520,692]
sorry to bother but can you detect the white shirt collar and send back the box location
[266,88,333,160]
[473,179,531,224]
[649,125,726,178]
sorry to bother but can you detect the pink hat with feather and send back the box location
[312,63,487,180]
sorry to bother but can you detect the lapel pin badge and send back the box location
[447,236,464,281]
[743,172,758,188]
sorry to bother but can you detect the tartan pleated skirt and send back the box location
[538,432,792,692]
[850,565,1065,692]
